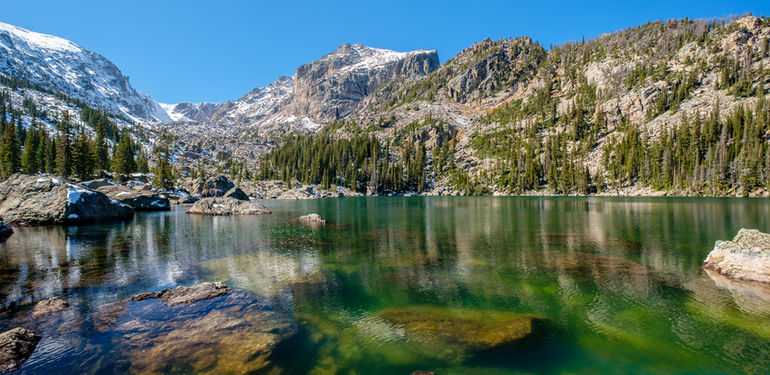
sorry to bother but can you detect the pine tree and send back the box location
[0,120,21,178]
[22,122,40,174]
[93,118,110,174]
[56,113,73,179]
[152,145,174,190]
[72,128,94,180]
[111,130,136,180]
[45,135,57,175]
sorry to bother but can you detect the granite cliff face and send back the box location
[290,43,439,122]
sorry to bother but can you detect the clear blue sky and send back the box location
[2,1,768,104]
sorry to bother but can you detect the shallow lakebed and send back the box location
[1,197,769,374]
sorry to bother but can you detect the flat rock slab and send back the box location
[32,297,70,318]
[130,282,230,306]
[0,327,41,373]
[705,229,770,284]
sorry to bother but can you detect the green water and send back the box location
[1,197,769,374]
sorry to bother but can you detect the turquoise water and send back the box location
[1,197,769,374]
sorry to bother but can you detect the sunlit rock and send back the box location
[0,175,133,225]
[704,229,770,284]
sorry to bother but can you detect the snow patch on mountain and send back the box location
[0,21,170,122]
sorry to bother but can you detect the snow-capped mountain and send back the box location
[200,44,439,136]
[290,43,439,123]
[208,75,293,127]
[0,21,170,122]
[160,102,223,122]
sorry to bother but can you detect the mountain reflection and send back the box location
[0,198,768,374]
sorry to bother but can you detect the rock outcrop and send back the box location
[704,229,770,284]
[299,213,326,226]
[31,297,69,318]
[96,185,171,211]
[0,327,41,373]
[187,197,271,216]
[189,175,237,198]
[130,282,231,307]
[0,175,134,225]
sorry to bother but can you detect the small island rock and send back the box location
[299,213,326,225]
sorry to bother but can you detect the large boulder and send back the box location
[96,185,170,211]
[190,175,236,198]
[0,175,134,225]
[704,229,770,284]
[187,197,271,216]
[0,327,41,373]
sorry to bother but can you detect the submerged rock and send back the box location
[201,252,323,296]
[97,185,170,211]
[187,197,271,216]
[32,297,70,318]
[704,229,770,284]
[0,174,134,225]
[0,327,41,373]
[299,213,326,225]
[0,221,11,241]
[377,306,545,360]
[112,288,297,374]
[130,282,231,306]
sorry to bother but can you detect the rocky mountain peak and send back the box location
[291,44,439,122]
